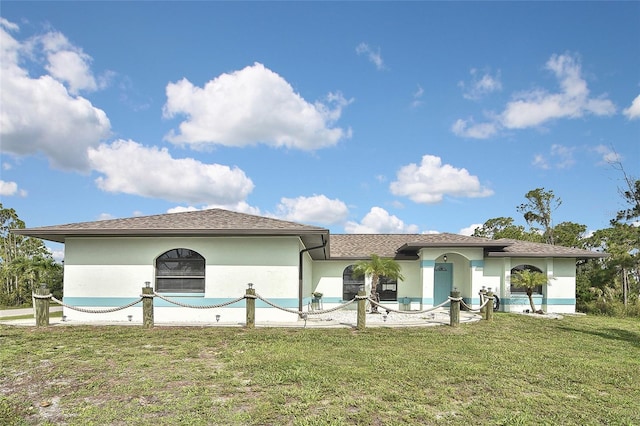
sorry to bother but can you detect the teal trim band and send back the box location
[544,298,576,305]
[421,260,435,267]
[422,298,433,305]
[470,260,484,267]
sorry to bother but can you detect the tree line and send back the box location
[472,173,639,317]
[0,203,63,307]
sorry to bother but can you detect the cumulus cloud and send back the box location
[623,94,640,120]
[0,180,27,197]
[356,42,385,70]
[451,118,499,139]
[390,155,494,204]
[344,207,419,234]
[532,144,576,170]
[593,145,623,164]
[272,194,349,225]
[39,31,106,95]
[453,53,616,139]
[459,223,483,236]
[88,140,255,205]
[459,68,502,100]
[167,202,261,216]
[163,63,351,150]
[0,19,111,171]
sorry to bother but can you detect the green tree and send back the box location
[0,203,62,306]
[472,217,541,241]
[517,188,562,245]
[553,221,587,249]
[510,269,550,313]
[352,254,404,314]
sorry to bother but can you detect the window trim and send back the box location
[155,248,205,294]
[342,265,364,301]
[510,264,543,295]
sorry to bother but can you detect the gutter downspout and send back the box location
[299,235,327,316]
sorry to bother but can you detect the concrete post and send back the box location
[450,289,460,327]
[356,290,366,330]
[35,283,50,327]
[142,284,154,328]
[246,284,256,329]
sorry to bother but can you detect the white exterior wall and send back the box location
[312,260,421,311]
[62,236,303,323]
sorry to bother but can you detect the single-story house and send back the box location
[14,208,605,323]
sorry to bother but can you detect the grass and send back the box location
[1,314,638,425]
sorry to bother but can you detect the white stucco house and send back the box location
[15,209,605,323]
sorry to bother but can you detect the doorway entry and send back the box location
[434,263,453,306]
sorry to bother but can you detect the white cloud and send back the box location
[459,68,502,100]
[356,42,385,70]
[623,94,640,120]
[88,139,255,205]
[167,202,261,216]
[459,223,483,236]
[451,118,499,139]
[453,53,616,139]
[0,180,27,197]
[273,194,348,225]
[0,19,111,171]
[40,31,104,94]
[411,84,424,107]
[390,155,494,204]
[501,53,615,129]
[533,144,576,170]
[163,63,351,150]
[593,145,623,164]
[344,207,419,234]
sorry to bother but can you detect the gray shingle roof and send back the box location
[14,209,605,260]
[329,234,605,259]
[13,208,328,242]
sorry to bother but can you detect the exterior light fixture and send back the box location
[145,281,151,288]
[248,283,254,289]
[443,255,447,262]
[215,314,221,322]
[127,315,133,322]
[383,313,388,322]
[62,315,67,322]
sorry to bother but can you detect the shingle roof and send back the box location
[329,233,508,259]
[329,234,605,259]
[14,209,605,260]
[490,239,605,258]
[13,208,328,241]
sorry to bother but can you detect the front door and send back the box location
[434,263,453,306]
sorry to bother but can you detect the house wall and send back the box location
[485,256,577,314]
[312,260,422,310]
[62,236,303,323]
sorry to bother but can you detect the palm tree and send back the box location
[352,254,404,313]
[510,269,550,313]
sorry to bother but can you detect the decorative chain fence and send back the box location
[30,283,495,329]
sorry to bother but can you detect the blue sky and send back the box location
[1,2,639,259]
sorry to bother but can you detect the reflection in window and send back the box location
[156,248,205,293]
[510,264,543,295]
[343,265,364,301]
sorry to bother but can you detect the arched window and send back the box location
[343,265,364,301]
[156,248,205,293]
[510,264,543,294]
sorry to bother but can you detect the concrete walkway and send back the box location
[0,306,62,318]
[0,307,482,328]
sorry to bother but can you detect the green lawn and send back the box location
[1,314,638,425]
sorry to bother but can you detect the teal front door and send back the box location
[434,263,453,306]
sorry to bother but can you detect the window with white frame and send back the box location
[343,265,364,301]
[156,248,205,293]
[510,264,543,294]
[377,276,397,301]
